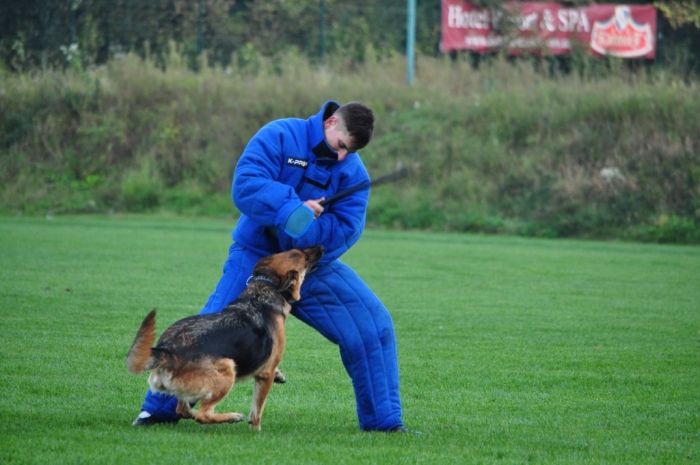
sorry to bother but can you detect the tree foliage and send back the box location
[0,0,442,72]
[655,0,700,27]
[0,0,698,73]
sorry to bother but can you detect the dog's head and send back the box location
[252,245,324,302]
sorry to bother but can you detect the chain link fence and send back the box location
[0,0,441,71]
[1,1,697,73]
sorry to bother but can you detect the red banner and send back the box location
[441,1,657,59]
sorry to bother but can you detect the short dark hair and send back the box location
[335,102,374,151]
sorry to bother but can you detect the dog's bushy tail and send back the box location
[126,309,158,374]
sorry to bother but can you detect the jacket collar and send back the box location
[308,101,341,162]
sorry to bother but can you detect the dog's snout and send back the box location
[305,245,324,266]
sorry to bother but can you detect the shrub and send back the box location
[120,166,163,213]
[0,52,698,243]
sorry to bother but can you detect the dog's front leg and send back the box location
[249,373,274,431]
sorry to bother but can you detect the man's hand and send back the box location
[304,198,325,219]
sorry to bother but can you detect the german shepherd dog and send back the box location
[126,245,324,430]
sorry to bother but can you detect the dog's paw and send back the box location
[273,368,287,384]
[227,413,245,423]
[248,422,262,431]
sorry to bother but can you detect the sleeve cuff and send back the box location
[283,205,314,239]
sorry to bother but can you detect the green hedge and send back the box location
[1,51,698,243]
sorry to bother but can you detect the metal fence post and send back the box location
[70,1,77,47]
[406,0,416,85]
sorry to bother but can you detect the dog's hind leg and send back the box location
[196,401,245,424]
[176,399,196,420]
[248,371,274,431]
[192,359,245,425]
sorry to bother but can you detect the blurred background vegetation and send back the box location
[1,0,699,244]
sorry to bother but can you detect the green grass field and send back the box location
[1,215,698,464]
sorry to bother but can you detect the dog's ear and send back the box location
[281,270,301,301]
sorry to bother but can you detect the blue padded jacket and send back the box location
[231,101,371,264]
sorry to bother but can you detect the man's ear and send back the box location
[325,115,338,128]
[282,270,301,301]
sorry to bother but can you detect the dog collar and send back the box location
[249,275,275,286]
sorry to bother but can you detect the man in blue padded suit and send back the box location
[133,100,410,432]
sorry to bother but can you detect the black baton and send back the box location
[319,167,408,207]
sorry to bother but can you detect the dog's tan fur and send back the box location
[126,245,323,430]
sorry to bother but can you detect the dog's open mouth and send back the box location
[305,245,324,272]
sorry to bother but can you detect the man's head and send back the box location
[324,102,374,161]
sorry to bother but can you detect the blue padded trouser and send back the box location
[140,243,404,431]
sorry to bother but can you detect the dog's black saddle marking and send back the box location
[155,283,286,379]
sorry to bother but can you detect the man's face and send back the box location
[323,116,354,161]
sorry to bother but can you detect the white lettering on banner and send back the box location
[448,4,590,34]
[595,31,642,48]
[522,8,590,33]
[510,36,544,48]
[541,10,556,32]
[520,12,539,31]
[465,35,571,51]
[447,5,461,27]
[464,35,504,47]
[558,9,590,32]
[448,5,491,29]
[547,37,571,49]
